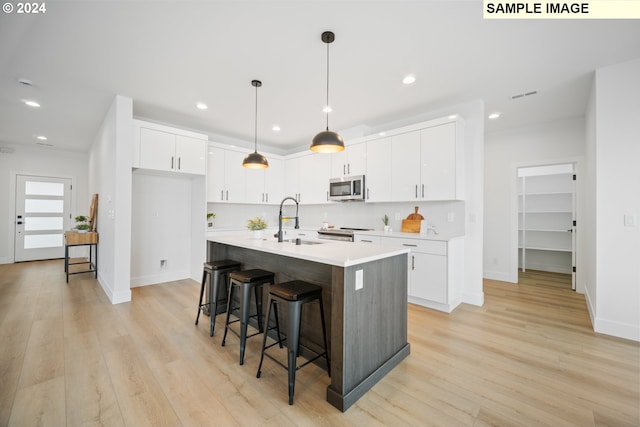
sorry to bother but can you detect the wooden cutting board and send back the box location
[401,219,421,233]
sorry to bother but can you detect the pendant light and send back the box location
[310,31,345,153]
[243,79,269,168]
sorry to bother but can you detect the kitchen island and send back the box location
[207,234,410,412]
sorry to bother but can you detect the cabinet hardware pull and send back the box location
[343,164,346,175]
[403,243,418,247]
[266,193,268,203]
[178,157,181,170]
[262,193,264,202]
[415,185,418,198]
[226,190,228,200]
[220,190,224,200]
[362,239,373,243]
[347,164,350,174]
[171,156,174,169]
[412,255,415,270]
[367,188,370,200]
[421,184,424,198]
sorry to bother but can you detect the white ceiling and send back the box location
[1,1,639,154]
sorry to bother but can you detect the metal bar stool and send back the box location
[195,260,241,336]
[256,280,330,405]
[221,269,276,365]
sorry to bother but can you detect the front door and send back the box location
[14,175,72,262]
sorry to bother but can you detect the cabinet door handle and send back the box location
[266,193,268,203]
[226,190,228,200]
[361,239,373,243]
[343,164,346,175]
[421,184,424,198]
[262,193,264,202]
[367,188,370,200]
[412,255,415,270]
[347,164,350,174]
[171,156,174,169]
[403,243,418,247]
[220,190,224,201]
[415,185,418,198]
[178,157,181,170]
[326,191,329,201]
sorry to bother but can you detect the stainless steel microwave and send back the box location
[329,175,365,201]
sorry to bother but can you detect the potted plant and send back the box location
[382,214,391,233]
[247,216,267,239]
[207,212,216,229]
[75,215,90,233]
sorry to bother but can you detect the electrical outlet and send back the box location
[355,269,363,290]
[447,212,455,222]
[160,259,167,268]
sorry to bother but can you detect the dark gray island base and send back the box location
[207,238,410,412]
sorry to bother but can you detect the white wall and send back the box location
[587,58,640,341]
[0,144,89,264]
[484,117,586,284]
[131,172,198,286]
[88,95,133,303]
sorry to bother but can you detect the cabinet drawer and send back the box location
[380,237,446,255]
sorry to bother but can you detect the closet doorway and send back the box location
[517,163,576,290]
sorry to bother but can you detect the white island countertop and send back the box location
[208,234,410,268]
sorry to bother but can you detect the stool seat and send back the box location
[195,259,241,337]
[269,280,322,301]
[207,259,242,270]
[229,269,275,283]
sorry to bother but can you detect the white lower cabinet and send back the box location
[377,236,464,313]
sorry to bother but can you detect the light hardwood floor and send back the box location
[1,259,638,426]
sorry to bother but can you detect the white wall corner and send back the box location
[462,290,484,307]
[483,270,516,283]
[593,317,640,343]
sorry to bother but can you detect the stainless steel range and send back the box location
[317,227,374,242]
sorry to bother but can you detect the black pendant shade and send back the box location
[243,79,269,169]
[310,31,344,153]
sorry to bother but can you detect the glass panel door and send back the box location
[15,175,72,262]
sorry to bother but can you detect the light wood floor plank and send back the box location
[1,261,638,426]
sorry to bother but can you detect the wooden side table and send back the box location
[64,231,99,283]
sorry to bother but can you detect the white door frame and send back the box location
[510,157,584,293]
[8,171,77,264]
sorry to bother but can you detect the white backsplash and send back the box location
[207,200,465,236]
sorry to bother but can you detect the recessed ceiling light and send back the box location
[24,100,40,108]
[36,135,48,140]
[488,112,501,119]
[379,132,386,136]
[323,105,332,113]
[196,102,208,110]
[402,75,416,85]
[448,114,458,120]
[272,125,281,132]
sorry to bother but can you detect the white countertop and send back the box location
[208,234,410,267]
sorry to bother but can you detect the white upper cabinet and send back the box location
[284,154,331,204]
[207,147,246,202]
[330,142,366,177]
[391,131,421,201]
[390,121,464,202]
[134,121,207,175]
[365,137,392,202]
[246,157,284,204]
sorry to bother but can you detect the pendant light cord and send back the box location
[254,82,258,153]
[325,40,330,131]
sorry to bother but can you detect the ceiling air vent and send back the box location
[511,90,538,100]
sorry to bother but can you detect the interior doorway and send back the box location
[517,163,576,290]
[14,174,72,262]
